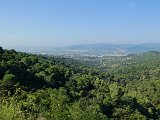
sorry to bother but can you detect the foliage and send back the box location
[0,47,160,119]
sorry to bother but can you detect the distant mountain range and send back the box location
[13,43,160,56]
[53,43,160,56]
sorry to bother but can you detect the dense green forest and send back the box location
[0,47,160,120]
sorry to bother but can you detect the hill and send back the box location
[55,43,160,56]
[12,43,160,57]
[0,47,160,120]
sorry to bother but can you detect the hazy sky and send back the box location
[0,0,160,47]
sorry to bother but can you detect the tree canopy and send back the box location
[0,47,160,120]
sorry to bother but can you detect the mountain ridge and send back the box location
[7,43,160,56]
[53,43,160,56]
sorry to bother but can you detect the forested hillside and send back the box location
[0,47,160,120]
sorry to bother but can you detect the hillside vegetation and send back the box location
[0,47,160,120]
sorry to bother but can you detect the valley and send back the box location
[0,46,160,119]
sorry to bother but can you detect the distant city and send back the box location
[10,43,160,58]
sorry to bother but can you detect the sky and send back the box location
[0,0,160,47]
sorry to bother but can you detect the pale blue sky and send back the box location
[0,0,160,47]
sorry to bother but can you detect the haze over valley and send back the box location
[10,43,160,57]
